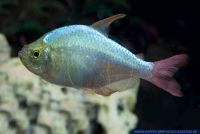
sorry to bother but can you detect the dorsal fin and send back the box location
[91,14,126,36]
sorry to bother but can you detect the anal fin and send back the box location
[95,77,140,96]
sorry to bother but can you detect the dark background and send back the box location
[0,0,199,130]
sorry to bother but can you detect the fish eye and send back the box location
[32,49,41,59]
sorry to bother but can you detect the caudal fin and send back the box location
[148,54,189,97]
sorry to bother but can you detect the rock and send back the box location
[0,34,11,63]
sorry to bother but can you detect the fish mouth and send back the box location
[18,50,26,61]
[18,50,23,58]
[18,46,29,64]
[18,47,32,72]
[18,46,28,58]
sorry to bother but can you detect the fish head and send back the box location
[18,40,51,76]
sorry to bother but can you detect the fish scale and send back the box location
[46,25,150,74]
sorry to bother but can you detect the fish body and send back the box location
[44,25,152,85]
[19,14,188,96]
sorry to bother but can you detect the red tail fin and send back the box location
[148,54,189,97]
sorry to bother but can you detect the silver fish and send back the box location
[18,14,189,97]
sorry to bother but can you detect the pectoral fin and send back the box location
[91,14,126,36]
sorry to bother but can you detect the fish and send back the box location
[18,14,189,97]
